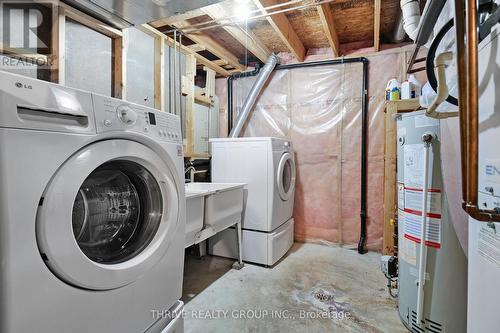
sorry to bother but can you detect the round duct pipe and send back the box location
[401,0,421,41]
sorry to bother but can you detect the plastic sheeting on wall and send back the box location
[219,52,405,249]
[65,18,112,96]
[124,28,155,108]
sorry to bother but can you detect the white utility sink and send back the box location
[184,182,246,249]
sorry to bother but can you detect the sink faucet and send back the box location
[185,166,196,183]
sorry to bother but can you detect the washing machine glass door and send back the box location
[37,140,180,290]
[277,152,296,201]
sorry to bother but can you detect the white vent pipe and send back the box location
[401,0,421,41]
[229,54,279,138]
[425,52,459,119]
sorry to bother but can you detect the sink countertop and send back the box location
[185,183,246,198]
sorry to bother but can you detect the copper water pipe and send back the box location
[458,0,500,221]
[454,0,468,203]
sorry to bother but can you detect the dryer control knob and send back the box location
[117,105,138,125]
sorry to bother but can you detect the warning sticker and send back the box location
[402,187,442,249]
[403,144,425,189]
[478,224,500,268]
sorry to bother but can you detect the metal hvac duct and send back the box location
[229,54,279,138]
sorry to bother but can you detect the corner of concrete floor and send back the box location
[182,242,407,333]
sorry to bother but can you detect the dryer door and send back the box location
[277,152,296,201]
[37,140,180,290]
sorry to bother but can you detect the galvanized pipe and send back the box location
[229,53,279,138]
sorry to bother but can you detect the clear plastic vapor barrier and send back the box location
[220,53,404,249]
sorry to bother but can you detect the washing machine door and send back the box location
[277,152,296,201]
[37,139,180,290]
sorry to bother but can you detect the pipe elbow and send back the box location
[401,0,421,41]
[425,52,459,119]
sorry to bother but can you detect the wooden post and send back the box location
[154,37,165,111]
[50,5,65,84]
[112,36,124,99]
[383,99,421,255]
[184,54,197,157]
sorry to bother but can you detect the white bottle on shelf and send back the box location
[408,74,421,97]
[401,80,413,99]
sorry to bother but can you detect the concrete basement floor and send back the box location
[182,243,407,333]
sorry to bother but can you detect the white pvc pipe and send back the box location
[426,52,459,119]
[401,0,421,41]
[416,133,433,325]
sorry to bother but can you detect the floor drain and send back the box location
[314,291,332,303]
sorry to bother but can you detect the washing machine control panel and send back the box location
[92,94,182,144]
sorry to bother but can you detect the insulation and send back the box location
[217,52,404,249]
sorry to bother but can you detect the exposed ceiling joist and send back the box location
[141,24,232,77]
[316,3,340,57]
[213,59,229,66]
[252,0,305,62]
[201,3,270,63]
[149,8,204,28]
[187,44,206,52]
[173,21,245,71]
[373,0,381,52]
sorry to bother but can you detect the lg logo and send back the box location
[14,81,32,89]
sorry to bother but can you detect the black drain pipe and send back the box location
[227,57,369,254]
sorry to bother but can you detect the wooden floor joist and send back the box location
[172,20,246,71]
[252,0,305,62]
[374,0,381,52]
[149,8,205,28]
[202,3,270,63]
[317,3,340,57]
[140,24,232,77]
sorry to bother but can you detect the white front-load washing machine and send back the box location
[0,71,185,333]
[208,137,296,266]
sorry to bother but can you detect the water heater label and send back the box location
[399,230,417,266]
[403,213,441,248]
[402,188,442,249]
[403,188,442,216]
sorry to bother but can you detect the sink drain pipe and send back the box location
[227,57,370,254]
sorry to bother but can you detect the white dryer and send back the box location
[0,71,185,333]
[208,137,296,266]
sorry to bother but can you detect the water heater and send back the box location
[396,111,467,332]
